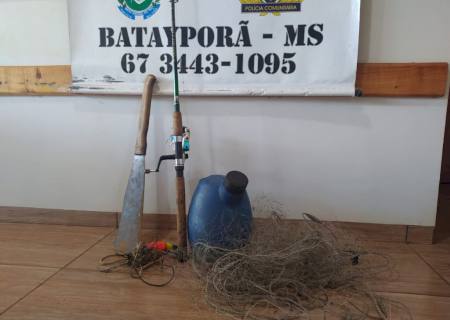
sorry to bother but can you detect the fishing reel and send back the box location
[146,127,190,174]
[171,127,190,154]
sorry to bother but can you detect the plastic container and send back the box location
[188,171,252,249]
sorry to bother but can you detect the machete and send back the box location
[115,75,157,253]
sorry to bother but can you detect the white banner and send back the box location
[68,0,360,96]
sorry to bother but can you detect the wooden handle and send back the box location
[176,175,188,250]
[173,111,187,251]
[173,111,183,136]
[135,75,157,155]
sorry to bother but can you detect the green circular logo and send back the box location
[117,0,161,20]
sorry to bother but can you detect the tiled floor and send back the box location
[1,223,450,319]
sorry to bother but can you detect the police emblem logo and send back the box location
[117,0,161,20]
[240,0,304,16]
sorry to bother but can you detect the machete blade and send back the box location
[114,155,146,253]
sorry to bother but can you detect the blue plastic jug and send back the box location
[188,171,253,249]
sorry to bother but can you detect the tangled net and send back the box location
[192,198,412,320]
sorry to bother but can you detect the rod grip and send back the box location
[135,75,157,155]
[173,111,183,136]
[176,175,188,250]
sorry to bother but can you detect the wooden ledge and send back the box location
[0,63,448,97]
[0,65,71,95]
[356,63,448,97]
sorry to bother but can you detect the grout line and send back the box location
[377,290,450,298]
[0,262,59,269]
[63,266,128,274]
[0,229,115,316]
[408,244,450,286]
[59,229,115,272]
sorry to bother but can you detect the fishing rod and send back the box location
[170,0,188,260]
[148,0,189,261]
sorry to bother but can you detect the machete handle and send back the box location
[135,75,157,156]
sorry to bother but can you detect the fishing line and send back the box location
[99,244,176,288]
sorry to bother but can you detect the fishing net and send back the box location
[191,197,412,320]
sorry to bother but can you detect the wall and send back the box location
[0,0,70,66]
[0,0,449,226]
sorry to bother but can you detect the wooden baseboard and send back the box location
[141,213,176,230]
[406,226,435,244]
[333,221,408,242]
[0,206,117,227]
[0,207,434,244]
[137,216,434,244]
[0,207,177,230]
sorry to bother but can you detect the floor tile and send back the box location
[359,241,450,297]
[70,234,450,296]
[3,224,450,320]
[381,292,450,320]
[67,229,177,271]
[0,223,113,268]
[0,269,223,320]
[3,268,449,320]
[410,242,450,284]
[0,265,57,314]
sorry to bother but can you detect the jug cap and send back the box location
[224,171,249,194]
